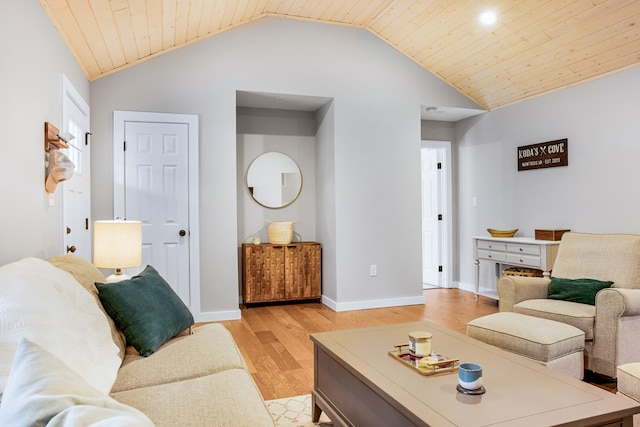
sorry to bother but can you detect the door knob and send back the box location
[66,245,76,253]
[179,230,187,237]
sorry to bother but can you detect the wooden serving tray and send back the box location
[389,344,459,376]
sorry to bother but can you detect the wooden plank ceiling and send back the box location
[39,0,640,110]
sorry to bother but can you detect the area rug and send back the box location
[266,394,332,426]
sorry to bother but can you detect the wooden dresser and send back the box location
[241,242,321,304]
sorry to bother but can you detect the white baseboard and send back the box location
[194,309,241,323]
[194,285,481,322]
[457,281,474,293]
[321,294,425,312]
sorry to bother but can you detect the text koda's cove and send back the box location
[517,139,568,171]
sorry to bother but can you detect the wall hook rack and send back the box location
[44,121,69,151]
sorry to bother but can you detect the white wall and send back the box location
[4,6,638,316]
[0,0,89,265]
[454,66,640,291]
[89,17,479,318]
[315,102,337,302]
[421,120,455,142]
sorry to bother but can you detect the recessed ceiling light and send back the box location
[478,10,497,26]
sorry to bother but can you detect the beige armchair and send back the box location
[497,232,640,378]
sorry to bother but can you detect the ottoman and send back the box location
[618,363,640,427]
[467,312,585,379]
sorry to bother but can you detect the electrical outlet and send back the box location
[369,264,377,277]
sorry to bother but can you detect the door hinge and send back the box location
[123,140,126,151]
[438,265,443,272]
[438,214,443,221]
[85,218,89,230]
[437,162,442,170]
[85,132,92,146]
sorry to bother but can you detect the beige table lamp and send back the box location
[93,220,142,282]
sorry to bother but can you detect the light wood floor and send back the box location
[217,288,499,400]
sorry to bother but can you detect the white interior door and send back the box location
[123,121,191,305]
[62,76,90,260]
[421,147,443,287]
[114,111,200,316]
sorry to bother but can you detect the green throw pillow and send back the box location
[547,277,613,305]
[96,265,194,356]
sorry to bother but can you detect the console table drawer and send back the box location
[473,236,561,300]
[506,253,542,268]
[477,241,507,251]
[477,249,507,262]
[507,243,540,256]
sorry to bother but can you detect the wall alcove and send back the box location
[235,90,334,248]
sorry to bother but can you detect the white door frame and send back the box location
[421,140,453,288]
[61,75,91,260]
[113,111,201,319]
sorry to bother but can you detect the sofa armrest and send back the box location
[612,288,640,316]
[497,276,551,312]
[595,288,640,318]
[592,288,640,377]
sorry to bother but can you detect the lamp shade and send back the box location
[93,220,142,269]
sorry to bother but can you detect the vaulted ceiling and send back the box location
[39,0,640,110]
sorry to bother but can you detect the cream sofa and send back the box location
[498,232,640,378]
[0,255,274,426]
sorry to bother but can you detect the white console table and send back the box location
[473,236,561,300]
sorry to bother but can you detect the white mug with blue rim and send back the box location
[458,362,483,390]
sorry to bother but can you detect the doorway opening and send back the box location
[421,140,452,289]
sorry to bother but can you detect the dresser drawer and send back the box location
[477,249,507,262]
[507,243,541,256]
[506,253,542,268]
[477,241,507,251]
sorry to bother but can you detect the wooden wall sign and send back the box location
[517,138,568,171]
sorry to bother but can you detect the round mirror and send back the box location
[246,152,302,208]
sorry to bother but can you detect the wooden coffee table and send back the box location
[311,321,640,426]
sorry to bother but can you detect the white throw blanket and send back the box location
[0,257,121,394]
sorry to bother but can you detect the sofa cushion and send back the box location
[513,299,596,340]
[112,323,247,393]
[0,258,121,394]
[48,254,106,297]
[112,368,275,427]
[547,277,613,305]
[551,232,640,289]
[96,265,194,357]
[0,339,153,427]
[48,255,126,360]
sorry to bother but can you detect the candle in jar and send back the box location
[408,331,432,357]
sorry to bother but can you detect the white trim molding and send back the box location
[321,294,425,312]
[197,309,242,322]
